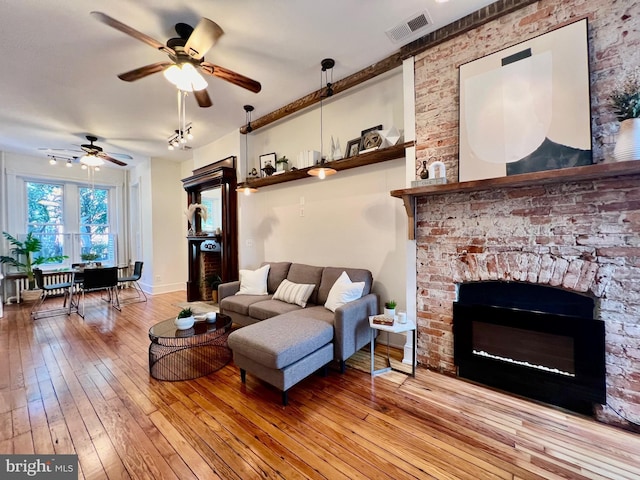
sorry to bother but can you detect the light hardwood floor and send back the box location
[1,290,639,479]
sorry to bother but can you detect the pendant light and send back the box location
[308,58,337,179]
[236,105,258,195]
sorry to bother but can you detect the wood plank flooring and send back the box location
[1,291,639,479]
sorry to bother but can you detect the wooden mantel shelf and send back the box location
[246,141,414,189]
[391,161,640,240]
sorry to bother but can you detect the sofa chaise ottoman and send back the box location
[227,314,334,405]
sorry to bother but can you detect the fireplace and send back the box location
[453,281,605,415]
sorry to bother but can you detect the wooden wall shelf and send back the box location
[245,141,414,189]
[391,161,640,240]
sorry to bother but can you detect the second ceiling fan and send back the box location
[91,11,262,108]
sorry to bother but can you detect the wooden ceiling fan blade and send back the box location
[193,89,213,108]
[91,11,175,56]
[200,62,261,93]
[118,62,172,82]
[98,153,128,167]
[184,18,224,60]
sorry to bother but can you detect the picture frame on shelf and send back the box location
[359,124,383,152]
[345,138,361,158]
[259,152,277,177]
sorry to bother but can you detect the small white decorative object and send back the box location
[383,307,396,318]
[614,118,640,162]
[379,126,402,148]
[329,136,343,160]
[429,161,447,179]
[397,311,407,324]
[205,312,217,323]
[174,316,195,330]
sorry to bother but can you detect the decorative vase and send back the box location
[383,307,396,318]
[174,316,195,330]
[614,118,640,162]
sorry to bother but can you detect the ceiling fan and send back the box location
[39,136,131,167]
[91,11,262,108]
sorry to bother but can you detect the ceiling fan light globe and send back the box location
[49,158,57,165]
[80,154,105,167]
[163,64,182,86]
[190,71,208,91]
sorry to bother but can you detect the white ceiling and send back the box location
[0,0,495,167]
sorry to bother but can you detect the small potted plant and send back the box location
[206,272,223,303]
[174,307,195,330]
[610,66,640,161]
[81,252,100,267]
[384,300,397,318]
[276,155,289,172]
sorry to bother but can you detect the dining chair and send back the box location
[77,266,120,318]
[117,261,147,303]
[31,268,74,319]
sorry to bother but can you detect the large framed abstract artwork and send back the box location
[458,19,591,182]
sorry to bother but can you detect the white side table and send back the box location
[369,316,416,377]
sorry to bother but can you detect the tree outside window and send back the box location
[79,187,113,263]
[26,182,66,263]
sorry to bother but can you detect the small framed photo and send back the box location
[359,125,383,151]
[259,152,277,177]
[345,138,361,158]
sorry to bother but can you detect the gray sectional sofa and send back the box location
[220,262,378,404]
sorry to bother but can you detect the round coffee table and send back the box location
[148,313,232,381]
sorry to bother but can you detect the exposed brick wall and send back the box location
[200,251,222,301]
[414,0,640,177]
[413,1,640,427]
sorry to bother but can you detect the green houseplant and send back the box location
[0,231,68,290]
[610,66,640,121]
[611,66,640,161]
[206,272,223,303]
[174,307,195,330]
[80,252,100,262]
[384,300,397,318]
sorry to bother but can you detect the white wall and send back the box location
[148,158,186,294]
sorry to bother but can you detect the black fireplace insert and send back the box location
[453,281,605,415]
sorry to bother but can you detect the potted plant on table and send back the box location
[610,66,640,161]
[0,232,68,301]
[384,300,397,318]
[174,307,195,330]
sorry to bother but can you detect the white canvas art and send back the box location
[459,19,592,182]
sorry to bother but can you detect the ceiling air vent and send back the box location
[385,10,433,44]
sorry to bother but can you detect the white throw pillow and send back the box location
[324,271,365,312]
[236,264,270,295]
[273,279,315,308]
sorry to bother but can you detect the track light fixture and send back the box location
[167,123,194,150]
[167,90,193,150]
